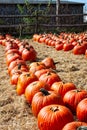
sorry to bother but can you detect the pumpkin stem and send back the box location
[77,126,87,130]
[40,88,50,96]
[47,72,51,75]
[18,63,22,69]
[50,106,59,112]
[36,62,40,66]
[26,73,30,77]
[78,41,81,46]
[54,61,59,65]
[26,47,30,51]
[50,69,57,73]
[75,89,81,93]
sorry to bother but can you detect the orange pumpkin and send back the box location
[29,62,46,74]
[22,46,37,61]
[8,59,26,75]
[32,88,63,117]
[76,98,87,122]
[25,81,50,104]
[39,72,61,87]
[51,82,76,98]
[16,72,38,95]
[62,121,87,130]
[9,63,28,76]
[6,53,21,66]
[34,68,54,79]
[38,104,74,130]
[63,89,87,113]
[41,57,56,69]
[10,71,23,85]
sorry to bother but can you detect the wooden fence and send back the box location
[0,13,87,36]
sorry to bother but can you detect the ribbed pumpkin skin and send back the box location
[63,89,87,113]
[39,72,61,87]
[41,57,56,69]
[32,90,63,117]
[62,121,87,130]
[8,59,26,75]
[38,104,74,130]
[35,68,53,79]
[76,98,87,122]
[16,72,38,95]
[51,82,76,98]
[29,62,46,74]
[25,81,50,104]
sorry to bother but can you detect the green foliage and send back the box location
[17,0,51,24]
[0,19,5,24]
[17,0,52,34]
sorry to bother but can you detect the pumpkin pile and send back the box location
[0,33,87,130]
[33,32,87,57]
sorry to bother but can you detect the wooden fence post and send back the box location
[35,11,38,33]
[19,24,22,37]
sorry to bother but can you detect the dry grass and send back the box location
[0,38,87,130]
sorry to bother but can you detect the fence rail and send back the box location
[0,13,87,17]
[0,13,87,36]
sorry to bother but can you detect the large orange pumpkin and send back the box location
[32,88,63,117]
[38,104,74,130]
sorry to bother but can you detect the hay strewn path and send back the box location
[0,38,87,130]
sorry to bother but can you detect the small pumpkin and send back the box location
[63,42,74,51]
[8,59,26,75]
[55,42,64,51]
[22,46,37,61]
[6,53,21,66]
[9,63,29,76]
[25,81,50,104]
[5,49,20,56]
[41,57,56,69]
[51,81,76,98]
[38,36,47,43]
[34,68,54,79]
[10,71,23,85]
[73,43,86,55]
[33,34,40,41]
[16,72,38,95]
[29,62,46,74]
[39,71,61,87]
[5,41,18,52]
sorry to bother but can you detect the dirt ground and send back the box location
[0,38,87,130]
